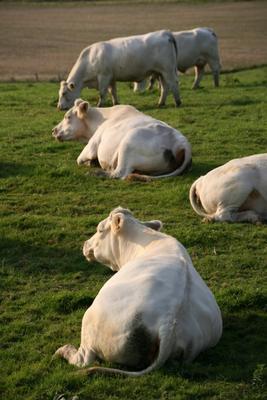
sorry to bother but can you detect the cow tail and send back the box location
[81,311,180,377]
[167,31,178,71]
[189,179,208,218]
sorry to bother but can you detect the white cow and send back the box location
[190,154,267,223]
[55,207,222,376]
[52,99,192,180]
[133,27,221,92]
[57,30,181,110]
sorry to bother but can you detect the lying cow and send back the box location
[55,207,222,376]
[190,154,267,223]
[133,27,221,92]
[57,30,181,110]
[52,99,191,180]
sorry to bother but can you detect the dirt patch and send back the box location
[0,1,266,80]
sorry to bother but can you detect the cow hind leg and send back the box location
[54,344,96,367]
[192,65,205,89]
[208,59,220,87]
[211,208,261,224]
[161,72,181,107]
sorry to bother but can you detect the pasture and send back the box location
[1,66,267,400]
[0,1,267,399]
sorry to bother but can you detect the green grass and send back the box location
[1,67,267,400]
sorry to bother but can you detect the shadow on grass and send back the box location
[188,161,220,179]
[0,162,35,178]
[163,312,267,385]
[0,236,112,279]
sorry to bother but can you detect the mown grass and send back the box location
[1,67,267,400]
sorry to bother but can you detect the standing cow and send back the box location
[189,154,267,223]
[52,99,191,180]
[134,27,221,92]
[55,207,222,376]
[57,30,181,110]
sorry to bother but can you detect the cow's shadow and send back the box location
[0,162,34,178]
[1,236,112,279]
[163,311,267,385]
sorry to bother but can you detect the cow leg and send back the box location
[232,210,262,224]
[97,75,111,107]
[212,70,220,87]
[208,59,220,87]
[147,74,156,91]
[109,146,134,179]
[158,76,168,106]
[211,208,261,224]
[160,73,181,107]
[108,81,119,105]
[192,65,205,89]
[54,344,96,367]
[77,141,98,166]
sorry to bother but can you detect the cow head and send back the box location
[83,207,163,271]
[52,99,91,142]
[57,80,81,110]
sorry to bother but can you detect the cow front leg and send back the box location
[54,344,96,367]
[108,81,119,105]
[212,70,220,87]
[77,140,99,166]
[192,65,205,89]
[97,75,111,107]
[158,76,168,107]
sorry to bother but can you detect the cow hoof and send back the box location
[202,217,212,224]
[175,100,182,107]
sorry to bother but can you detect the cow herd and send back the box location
[52,28,267,376]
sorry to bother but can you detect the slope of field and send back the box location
[0,66,267,400]
[0,1,266,80]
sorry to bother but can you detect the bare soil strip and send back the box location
[0,1,266,80]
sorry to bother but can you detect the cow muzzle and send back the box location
[83,241,96,261]
[52,128,63,141]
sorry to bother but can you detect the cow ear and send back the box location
[77,101,89,117]
[68,82,75,91]
[143,220,163,231]
[111,213,125,234]
[74,98,83,107]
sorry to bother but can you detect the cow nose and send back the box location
[83,242,95,261]
[57,103,64,111]
[52,128,57,137]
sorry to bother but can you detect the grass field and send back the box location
[1,66,267,399]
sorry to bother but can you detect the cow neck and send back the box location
[67,52,87,90]
[115,226,164,269]
[85,108,107,135]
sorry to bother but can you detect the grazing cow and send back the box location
[52,99,191,180]
[55,207,222,376]
[133,27,221,92]
[57,30,181,110]
[189,154,267,223]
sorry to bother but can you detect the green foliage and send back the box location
[1,67,267,399]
